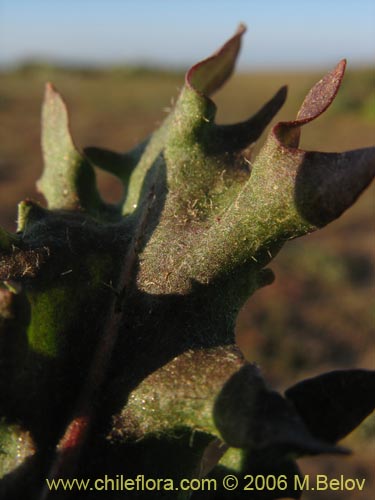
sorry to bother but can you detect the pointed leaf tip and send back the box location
[255,60,374,234]
[186,24,246,97]
[43,82,69,125]
[38,82,103,212]
[45,81,58,97]
[296,59,346,123]
[273,60,346,148]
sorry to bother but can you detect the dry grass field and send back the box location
[1,63,374,498]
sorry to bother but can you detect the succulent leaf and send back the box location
[0,25,374,499]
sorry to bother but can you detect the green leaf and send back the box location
[38,83,103,213]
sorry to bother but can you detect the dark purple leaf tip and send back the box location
[186,24,246,97]
[296,59,346,123]
[273,60,347,148]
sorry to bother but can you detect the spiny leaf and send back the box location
[244,61,375,237]
[166,24,248,151]
[38,83,103,213]
[119,25,247,218]
[2,26,373,498]
[285,369,375,443]
[123,35,374,305]
[155,61,370,289]
[266,60,375,231]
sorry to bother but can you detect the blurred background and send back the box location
[1,1,374,497]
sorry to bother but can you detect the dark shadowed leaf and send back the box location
[209,86,287,154]
[285,369,375,443]
[213,364,348,458]
[295,147,375,227]
[84,139,147,185]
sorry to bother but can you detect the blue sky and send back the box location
[1,0,374,69]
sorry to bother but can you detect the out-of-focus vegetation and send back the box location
[0,63,374,498]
